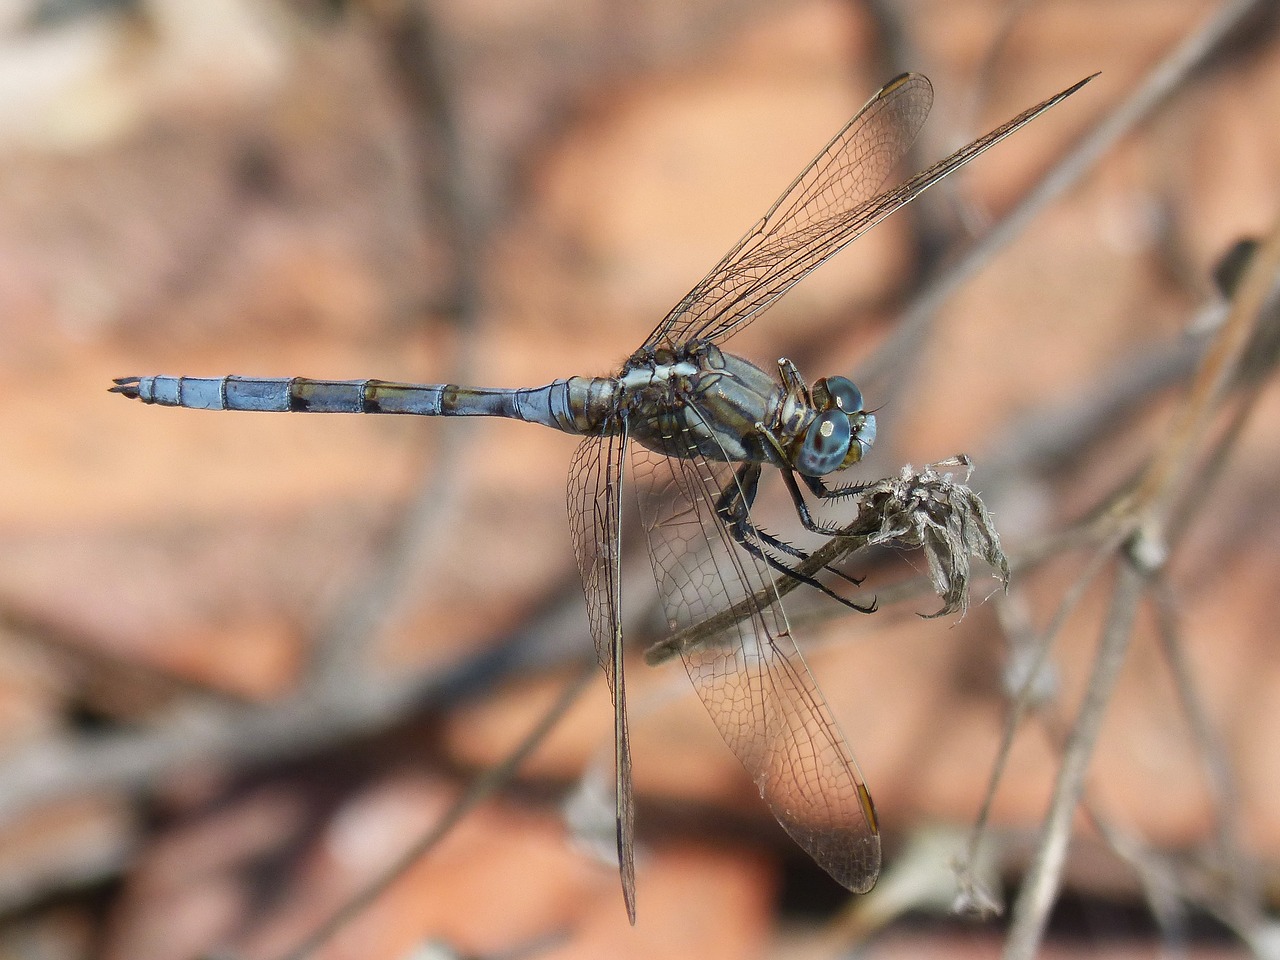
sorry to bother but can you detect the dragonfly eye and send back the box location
[840,413,876,469]
[795,408,852,476]
[813,376,864,414]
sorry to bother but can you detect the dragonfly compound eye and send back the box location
[814,376,864,414]
[796,408,852,476]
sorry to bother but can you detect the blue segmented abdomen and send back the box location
[110,375,620,435]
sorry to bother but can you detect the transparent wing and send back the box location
[645,71,1095,349]
[643,72,932,350]
[632,433,880,891]
[567,430,637,923]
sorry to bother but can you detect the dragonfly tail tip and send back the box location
[109,377,142,399]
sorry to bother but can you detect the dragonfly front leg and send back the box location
[754,419,855,537]
[802,474,874,501]
[716,463,872,613]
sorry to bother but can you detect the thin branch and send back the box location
[306,0,491,690]
[859,0,1269,407]
[644,459,1008,666]
[0,640,564,827]
[979,332,1204,489]
[956,531,1125,911]
[253,660,596,960]
[995,1,1279,948]
[1149,578,1252,912]
[1001,556,1146,960]
[1129,211,1280,522]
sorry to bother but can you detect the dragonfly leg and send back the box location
[802,474,873,500]
[776,467,847,536]
[716,464,873,613]
[782,470,879,612]
[753,419,858,537]
[748,423,877,608]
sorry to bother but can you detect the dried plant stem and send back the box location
[995,4,1276,951]
[644,461,1007,666]
[1001,558,1145,960]
[865,0,1268,403]
[256,660,596,960]
[307,0,488,690]
[1150,575,1257,936]
[1129,158,1280,523]
[996,203,1280,955]
[960,531,1124,889]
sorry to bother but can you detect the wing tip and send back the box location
[1058,71,1102,102]
[618,826,637,924]
[880,71,932,99]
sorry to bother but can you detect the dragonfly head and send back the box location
[793,376,876,477]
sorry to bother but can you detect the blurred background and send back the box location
[1,0,1278,957]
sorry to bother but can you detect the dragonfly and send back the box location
[113,71,1094,922]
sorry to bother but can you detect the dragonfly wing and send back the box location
[567,430,637,923]
[645,71,1095,350]
[643,72,932,350]
[632,436,880,891]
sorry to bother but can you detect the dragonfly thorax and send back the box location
[616,341,784,465]
[611,341,875,476]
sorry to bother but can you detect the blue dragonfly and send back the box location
[114,71,1094,921]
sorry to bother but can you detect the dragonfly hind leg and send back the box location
[717,463,875,614]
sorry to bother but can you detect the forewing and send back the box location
[567,430,637,923]
[646,71,1095,349]
[644,72,932,349]
[632,436,881,892]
